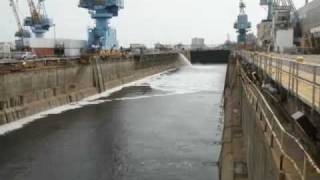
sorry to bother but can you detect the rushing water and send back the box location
[0,64,227,180]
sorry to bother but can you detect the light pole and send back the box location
[53,24,57,56]
[53,24,56,43]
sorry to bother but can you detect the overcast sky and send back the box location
[0,0,306,47]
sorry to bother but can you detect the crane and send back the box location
[258,0,300,51]
[9,0,31,38]
[234,0,251,43]
[79,0,124,49]
[24,0,53,38]
[262,0,296,21]
[263,0,300,36]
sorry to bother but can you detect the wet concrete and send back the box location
[0,65,226,180]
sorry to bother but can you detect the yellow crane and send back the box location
[26,0,40,23]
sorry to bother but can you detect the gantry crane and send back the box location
[261,0,297,24]
[79,0,124,49]
[24,0,53,38]
[234,0,251,43]
[258,0,300,51]
[9,0,31,38]
[263,0,300,39]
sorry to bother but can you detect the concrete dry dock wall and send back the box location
[219,56,281,180]
[220,54,320,180]
[0,53,183,125]
[240,82,278,180]
[220,56,272,180]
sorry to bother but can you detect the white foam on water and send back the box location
[147,64,227,95]
[0,69,176,136]
[105,91,198,102]
[0,63,227,136]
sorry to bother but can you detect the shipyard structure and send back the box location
[255,0,320,53]
[219,0,320,180]
[1,0,320,180]
[3,0,124,58]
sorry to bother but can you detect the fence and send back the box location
[238,51,320,114]
[238,60,320,179]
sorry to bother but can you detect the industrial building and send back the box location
[191,38,206,50]
[15,38,86,57]
[298,0,320,52]
[0,42,14,58]
[255,0,320,53]
[255,0,296,52]
[257,20,272,48]
[155,43,174,51]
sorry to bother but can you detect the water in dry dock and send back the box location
[0,65,226,180]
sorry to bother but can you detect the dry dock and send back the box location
[0,53,185,125]
[219,51,320,180]
[0,62,226,180]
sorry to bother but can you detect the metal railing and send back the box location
[239,64,320,179]
[236,51,320,179]
[238,51,320,114]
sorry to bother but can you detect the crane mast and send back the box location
[10,0,22,31]
[26,0,39,23]
[79,0,124,49]
[8,0,31,38]
[234,0,251,43]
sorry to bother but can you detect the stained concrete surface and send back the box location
[0,65,226,180]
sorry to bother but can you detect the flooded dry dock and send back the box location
[0,65,226,180]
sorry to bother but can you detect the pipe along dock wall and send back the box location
[219,54,320,180]
[0,53,184,125]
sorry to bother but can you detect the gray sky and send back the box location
[0,0,306,47]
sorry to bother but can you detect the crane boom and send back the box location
[9,0,23,32]
[9,0,30,38]
[26,0,40,23]
[264,0,296,20]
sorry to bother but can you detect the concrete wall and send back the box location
[219,56,278,180]
[220,53,320,180]
[240,83,278,180]
[0,53,183,125]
